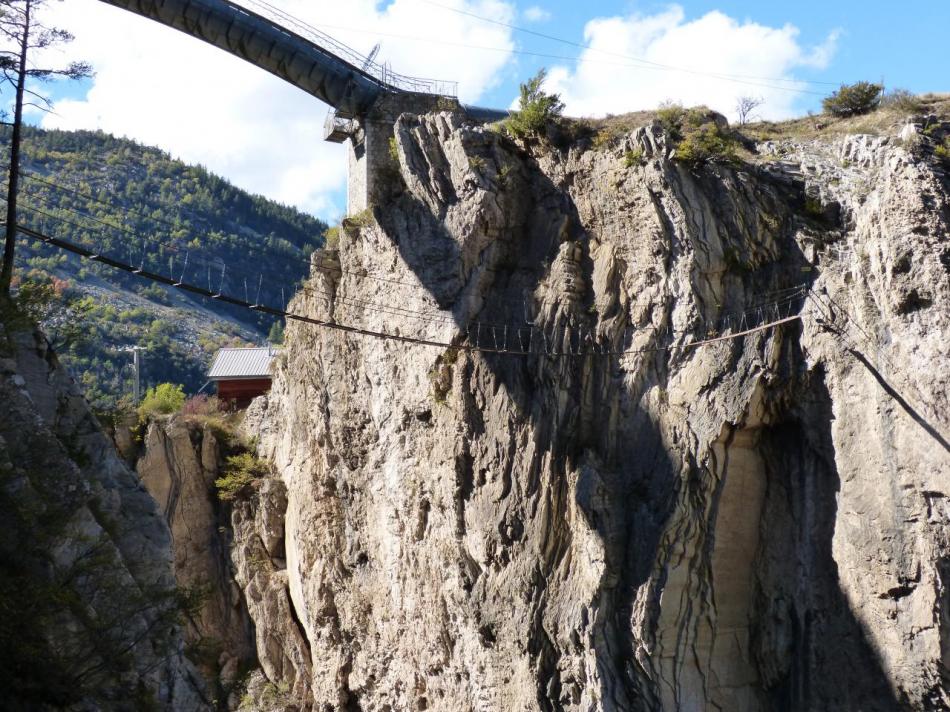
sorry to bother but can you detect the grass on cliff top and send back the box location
[742,92,950,142]
[559,93,950,155]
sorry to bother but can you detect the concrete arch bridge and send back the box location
[98,0,507,210]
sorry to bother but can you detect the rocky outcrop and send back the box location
[0,326,208,710]
[237,112,949,710]
[230,472,314,709]
[137,416,256,700]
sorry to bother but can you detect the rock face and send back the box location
[230,472,314,707]
[137,416,256,698]
[237,112,949,711]
[0,327,208,710]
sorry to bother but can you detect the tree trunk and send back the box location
[1,0,32,296]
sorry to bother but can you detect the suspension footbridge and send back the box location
[5,164,812,358]
[7,165,946,445]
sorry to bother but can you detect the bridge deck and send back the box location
[99,0,449,117]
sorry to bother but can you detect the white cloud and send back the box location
[39,0,516,219]
[523,5,551,23]
[545,6,838,122]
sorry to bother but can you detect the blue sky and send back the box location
[471,0,948,115]
[34,0,950,219]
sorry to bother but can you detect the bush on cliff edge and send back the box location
[137,383,186,420]
[822,81,883,117]
[506,68,564,138]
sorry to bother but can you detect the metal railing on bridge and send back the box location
[231,0,458,98]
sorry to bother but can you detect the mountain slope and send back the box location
[4,126,328,410]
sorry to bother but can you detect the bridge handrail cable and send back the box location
[229,0,458,97]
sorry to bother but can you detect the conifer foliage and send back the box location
[822,81,883,117]
[506,68,565,138]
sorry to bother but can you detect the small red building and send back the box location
[207,347,278,409]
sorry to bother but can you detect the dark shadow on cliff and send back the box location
[375,146,684,708]
[755,351,904,711]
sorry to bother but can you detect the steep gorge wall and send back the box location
[137,416,257,702]
[0,326,208,710]
[235,112,949,711]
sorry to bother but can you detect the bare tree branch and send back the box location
[735,96,765,125]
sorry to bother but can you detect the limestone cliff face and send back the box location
[237,112,949,711]
[137,416,257,700]
[0,327,208,710]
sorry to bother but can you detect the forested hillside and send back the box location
[4,126,328,413]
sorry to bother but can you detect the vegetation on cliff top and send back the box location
[505,68,565,138]
[555,88,950,167]
[822,81,883,117]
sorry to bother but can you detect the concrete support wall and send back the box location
[346,127,367,216]
[347,118,399,214]
[345,94,457,215]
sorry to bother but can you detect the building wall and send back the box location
[217,378,272,409]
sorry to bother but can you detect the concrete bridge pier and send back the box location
[328,93,459,215]
[343,117,394,215]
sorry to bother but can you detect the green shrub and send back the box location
[506,68,564,138]
[880,88,924,114]
[180,394,238,443]
[388,136,399,163]
[822,81,883,117]
[497,164,513,188]
[138,383,185,419]
[267,320,284,345]
[804,196,825,218]
[653,103,740,167]
[657,103,710,137]
[3,276,94,351]
[323,226,340,250]
[591,130,612,151]
[675,124,739,167]
[215,452,269,501]
[935,138,950,164]
[656,102,688,141]
[624,148,644,167]
[345,207,375,228]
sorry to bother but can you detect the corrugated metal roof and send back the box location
[208,347,278,380]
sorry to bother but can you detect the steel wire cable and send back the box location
[6,170,813,323]
[11,203,810,356]
[15,221,805,358]
[5,180,813,339]
[14,195,809,336]
[10,169,510,297]
[12,199,468,325]
[806,290,948,433]
[11,195,811,335]
[9,194,523,328]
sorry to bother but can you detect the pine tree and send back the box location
[0,0,92,295]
